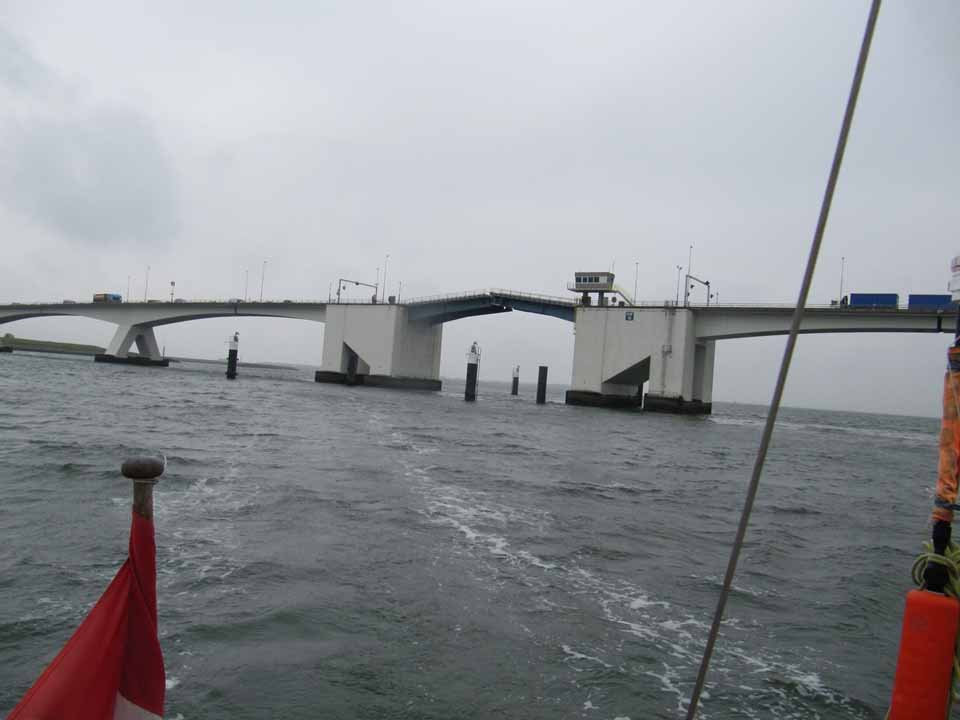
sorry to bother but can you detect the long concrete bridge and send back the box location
[0,291,954,413]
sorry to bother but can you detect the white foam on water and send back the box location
[709,413,935,447]
[562,644,612,668]
[516,550,557,570]
[384,424,869,718]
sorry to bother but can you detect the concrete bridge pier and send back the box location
[315,304,442,390]
[643,336,714,414]
[565,306,714,414]
[95,323,169,367]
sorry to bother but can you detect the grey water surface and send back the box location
[0,352,939,719]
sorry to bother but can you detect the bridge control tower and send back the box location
[569,272,617,306]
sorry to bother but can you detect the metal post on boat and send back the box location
[924,255,960,592]
[536,366,548,404]
[121,456,165,519]
[951,255,960,342]
[887,255,960,719]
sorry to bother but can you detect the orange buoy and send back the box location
[888,589,960,719]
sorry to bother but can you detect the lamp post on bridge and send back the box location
[839,256,846,302]
[259,260,267,302]
[336,277,379,304]
[169,281,175,303]
[383,254,390,303]
[144,265,150,302]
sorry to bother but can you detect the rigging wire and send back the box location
[683,1,883,717]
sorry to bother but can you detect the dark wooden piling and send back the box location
[465,361,478,401]
[536,366,548,404]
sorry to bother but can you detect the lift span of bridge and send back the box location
[0,292,953,413]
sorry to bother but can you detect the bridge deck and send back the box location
[0,298,953,338]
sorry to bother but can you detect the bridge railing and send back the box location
[404,288,576,307]
[403,289,499,305]
[657,302,952,312]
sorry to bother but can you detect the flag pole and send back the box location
[8,456,167,720]
[122,456,165,518]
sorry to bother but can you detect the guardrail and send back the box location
[404,288,576,306]
[3,297,952,311]
[0,299,331,307]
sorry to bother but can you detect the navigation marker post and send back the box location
[511,365,520,396]
[465,342,481,401]
[536,366,548,404]
[226,332,239,380]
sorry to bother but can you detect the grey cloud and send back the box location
[0,27,54,92]
[0,30,178,246]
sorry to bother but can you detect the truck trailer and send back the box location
[907,294,953,311]
[848,293,898,308]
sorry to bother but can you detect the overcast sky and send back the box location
[1,1,957,416]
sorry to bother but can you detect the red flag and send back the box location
[8,513,165,719]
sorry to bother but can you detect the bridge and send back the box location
[0,293,954,413]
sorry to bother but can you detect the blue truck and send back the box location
[907,294,953,311]
[848,293,898,308]
[92,293,122,303]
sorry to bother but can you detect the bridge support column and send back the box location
[566,306,713,414]
[95,323,169,367]
[315,305,442,390]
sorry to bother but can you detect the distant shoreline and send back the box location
[0,337,298,371]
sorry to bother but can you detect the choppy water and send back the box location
[0,352,941,719]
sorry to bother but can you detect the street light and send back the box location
[839,256,846,302]
[686,273,711,306]
[383,253,390,302]
[336,277,378,304]
[169,281,175,303]
[259,260,267,302]
[144,265,150,302]
[675,265,682,305]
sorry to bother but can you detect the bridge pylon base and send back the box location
[94,354,170,367]
[564,390,642,409]
[314,371,441,391]
[643,394,711,415]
